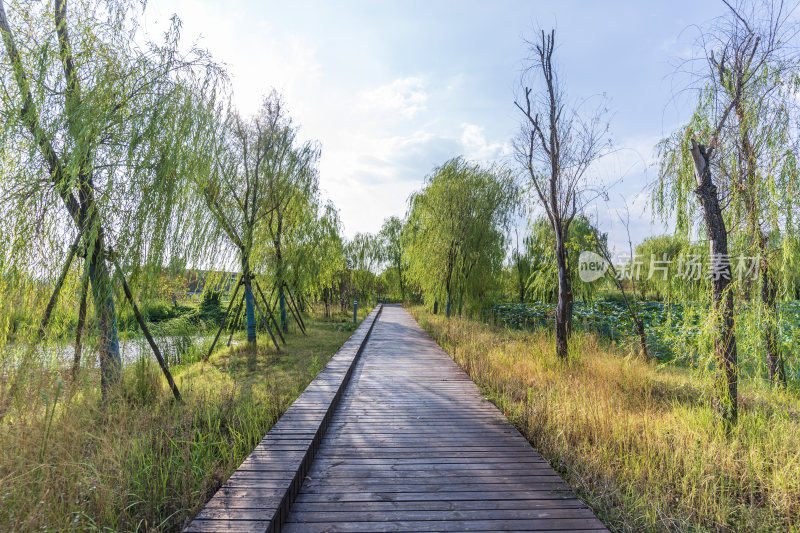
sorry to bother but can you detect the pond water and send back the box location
[2,332,242,373]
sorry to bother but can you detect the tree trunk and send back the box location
[690,140,738,426]
[242,254,256,345]
[620,297,650,361]
[86,247,121,399]
[554,233,573,360]
[760,242,785,385]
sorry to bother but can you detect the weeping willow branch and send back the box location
[37,232,82,340]
[71,268,90,383]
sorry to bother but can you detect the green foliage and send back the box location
[117,300,190,332]
[405,156,518,315]
[379,216,406,300]
[294,202,347,302]
[345,232,384,302]
[250,98,322,306]
[188,289,225,324]
[492,298,800,382]
[525,215,606,303]
[632,235,712,301]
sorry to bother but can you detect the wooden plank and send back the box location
[182,305,384,533]
[287,508,598,522]
[292,490,578,503]
[296,482,571,494]
[282,518,604,532]
[305,471,565,481]
[288,500,592,512]
[188,305,607,532]
[184,520,270,532]
[280,305,606,532]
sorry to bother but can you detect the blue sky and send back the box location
[146,1,728,252]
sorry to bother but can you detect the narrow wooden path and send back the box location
[282,305,606,532]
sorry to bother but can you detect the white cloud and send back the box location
[459,123,510,162]
[359,77,429,118]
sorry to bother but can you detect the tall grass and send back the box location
[411,307,800,532]
[0,313,359,531]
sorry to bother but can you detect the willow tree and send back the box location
[193,93,302,347]
[514,29,610,360]
[379,216,406,301]
[344,232,383,304]
[509,229,535,304]
[292,201,346,317]
[525,216,605,304]
[0,0,215,398]
[258,103,320,333]
[657,0,799,422]
[405,157,516,317]
[714,0,799,386]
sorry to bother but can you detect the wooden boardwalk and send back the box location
[186,304,607,532]
[283,305,606,532]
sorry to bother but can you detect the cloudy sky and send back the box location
[145,1,727,252]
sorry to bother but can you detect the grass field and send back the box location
[410,306,800,533]
[0,308,366,532]
[491,300,800,382]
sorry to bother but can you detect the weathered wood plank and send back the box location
[282,518,604,532]
[186,305,607,532]
[287,508,598,522]
[288,500,592,512]
[182,305,383,533]
[281,305,607,532]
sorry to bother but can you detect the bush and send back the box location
[185,289,225,325]
[117,300,188,331]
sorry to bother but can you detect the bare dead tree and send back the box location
[597,202,650,360]
[514,29,610,360]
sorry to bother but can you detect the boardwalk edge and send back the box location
[183,304,384,533]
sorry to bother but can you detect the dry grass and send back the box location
[0,312,360,532]
[410,307,800,533]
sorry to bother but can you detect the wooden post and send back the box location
[285,282,307,330]
[353,299,358,325]
[203,277,243,362]
[248,277,281,352]
[115,266,182,402]
[227,292,245,347]
[283,282,307,335]
[254,279,286,345]
[71,270,90,382]
[38,231,82,339]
